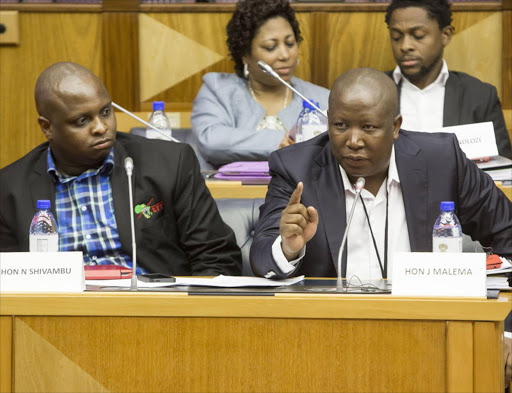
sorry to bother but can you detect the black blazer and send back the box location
[250,131,512,278]
[385,70,512,159]
[0,132,242,276]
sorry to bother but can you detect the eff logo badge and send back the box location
[134,197,164,219]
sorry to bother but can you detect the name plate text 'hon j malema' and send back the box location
[0,251,85,292]
[392,252,486,297]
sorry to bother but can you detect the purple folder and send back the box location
[213,161,271,185]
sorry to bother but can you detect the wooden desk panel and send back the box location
[0,316,12,393]
[14,316,448,393]
[0,292,510,393]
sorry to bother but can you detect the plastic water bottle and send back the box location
[29,200,58,252]
[295,100,327,143]
[432,201,462,253]
[146,101,172,140]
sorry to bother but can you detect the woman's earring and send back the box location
[296,58,300,66]
[243,63,249,79]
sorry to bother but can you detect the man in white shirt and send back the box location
[384,0,512,159]
[250,67,512,387]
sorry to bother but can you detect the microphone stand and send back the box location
[112,102,180,143]
[336,177,365,291]
[257,61,328,119]
[124,157,138,291]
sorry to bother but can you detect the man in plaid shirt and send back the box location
[0,62,241,276]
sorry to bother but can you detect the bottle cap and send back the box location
[37,200,51,209]
[152,101,165,111]
[440,201,455,211]
[302,99,319,111]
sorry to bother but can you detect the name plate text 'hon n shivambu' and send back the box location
[0,251,85,292]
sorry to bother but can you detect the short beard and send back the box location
[401,52,443,85]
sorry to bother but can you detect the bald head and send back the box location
[329,67,399,122]
[34,62,104,119]
[326,67,402,195]
[34,62,116,176]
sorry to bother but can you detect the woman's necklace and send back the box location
[248,80,290,110]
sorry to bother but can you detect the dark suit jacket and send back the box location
[0,132,242,276]
[250,131,512,279]
[385,70,512,159]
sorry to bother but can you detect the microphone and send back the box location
[112,102,180,143]
[124,157,137,290]
[336,177,365,290]
[257,61,328,118]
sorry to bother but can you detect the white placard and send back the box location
[429,121,498,159]
[0,252,85,292]
[392,252,486,297]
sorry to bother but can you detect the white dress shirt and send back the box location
[393,60,449,132]
[271,147,411,282]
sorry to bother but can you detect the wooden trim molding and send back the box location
[503,10,512,110]
[0,2,502,13]
[102,12,140,111]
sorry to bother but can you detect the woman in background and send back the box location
[191,0,329,168]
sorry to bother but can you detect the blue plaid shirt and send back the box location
[47,148,146,274]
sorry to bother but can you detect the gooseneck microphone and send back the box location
[336,177,365,290]
[124,157,137,290]
[112,102,180,143]
[257,61,328,119]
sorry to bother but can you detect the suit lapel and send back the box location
[111,141,135,256]
[396,80,402,110]
[395,132,430,251]
[443,71,463,127]
[29,148,55,214]
[312,142,347,274]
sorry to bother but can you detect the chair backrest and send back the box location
[215,198,265,276]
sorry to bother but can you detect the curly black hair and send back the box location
[226,0,302,78]
[385,0,453,30]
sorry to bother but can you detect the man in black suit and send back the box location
[250,68,511,386]
[0,62,241,276]
[384,0,512,159]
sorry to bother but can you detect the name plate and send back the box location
[429,121,498,159]
[392,252,486,297]
[0,252,85,292]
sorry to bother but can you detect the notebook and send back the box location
[213,161,271,185]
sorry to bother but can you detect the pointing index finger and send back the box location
[288,182,303,206]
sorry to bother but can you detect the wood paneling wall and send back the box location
[0,3,508,168]
[0,11,103,168]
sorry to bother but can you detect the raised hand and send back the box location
[279,182,319,260]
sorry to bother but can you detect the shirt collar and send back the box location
[392,59,449,88]
[47,147,115,184]
[339,146,400,194]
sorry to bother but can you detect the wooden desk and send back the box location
[0,291,510,393]
[206,181,512,201]
[206,180,267,199]
[497,182,512,201]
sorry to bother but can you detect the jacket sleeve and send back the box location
[483,85,512,159]
[250,151,303,278]
[454,134,512,257]
[173,144,242,275]
[191,77,286,166]
[0,208,20,252]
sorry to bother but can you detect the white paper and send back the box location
[484,168,512,181]
[429,121,498,159]
[86,275,305,289]
[486,276,511,290]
